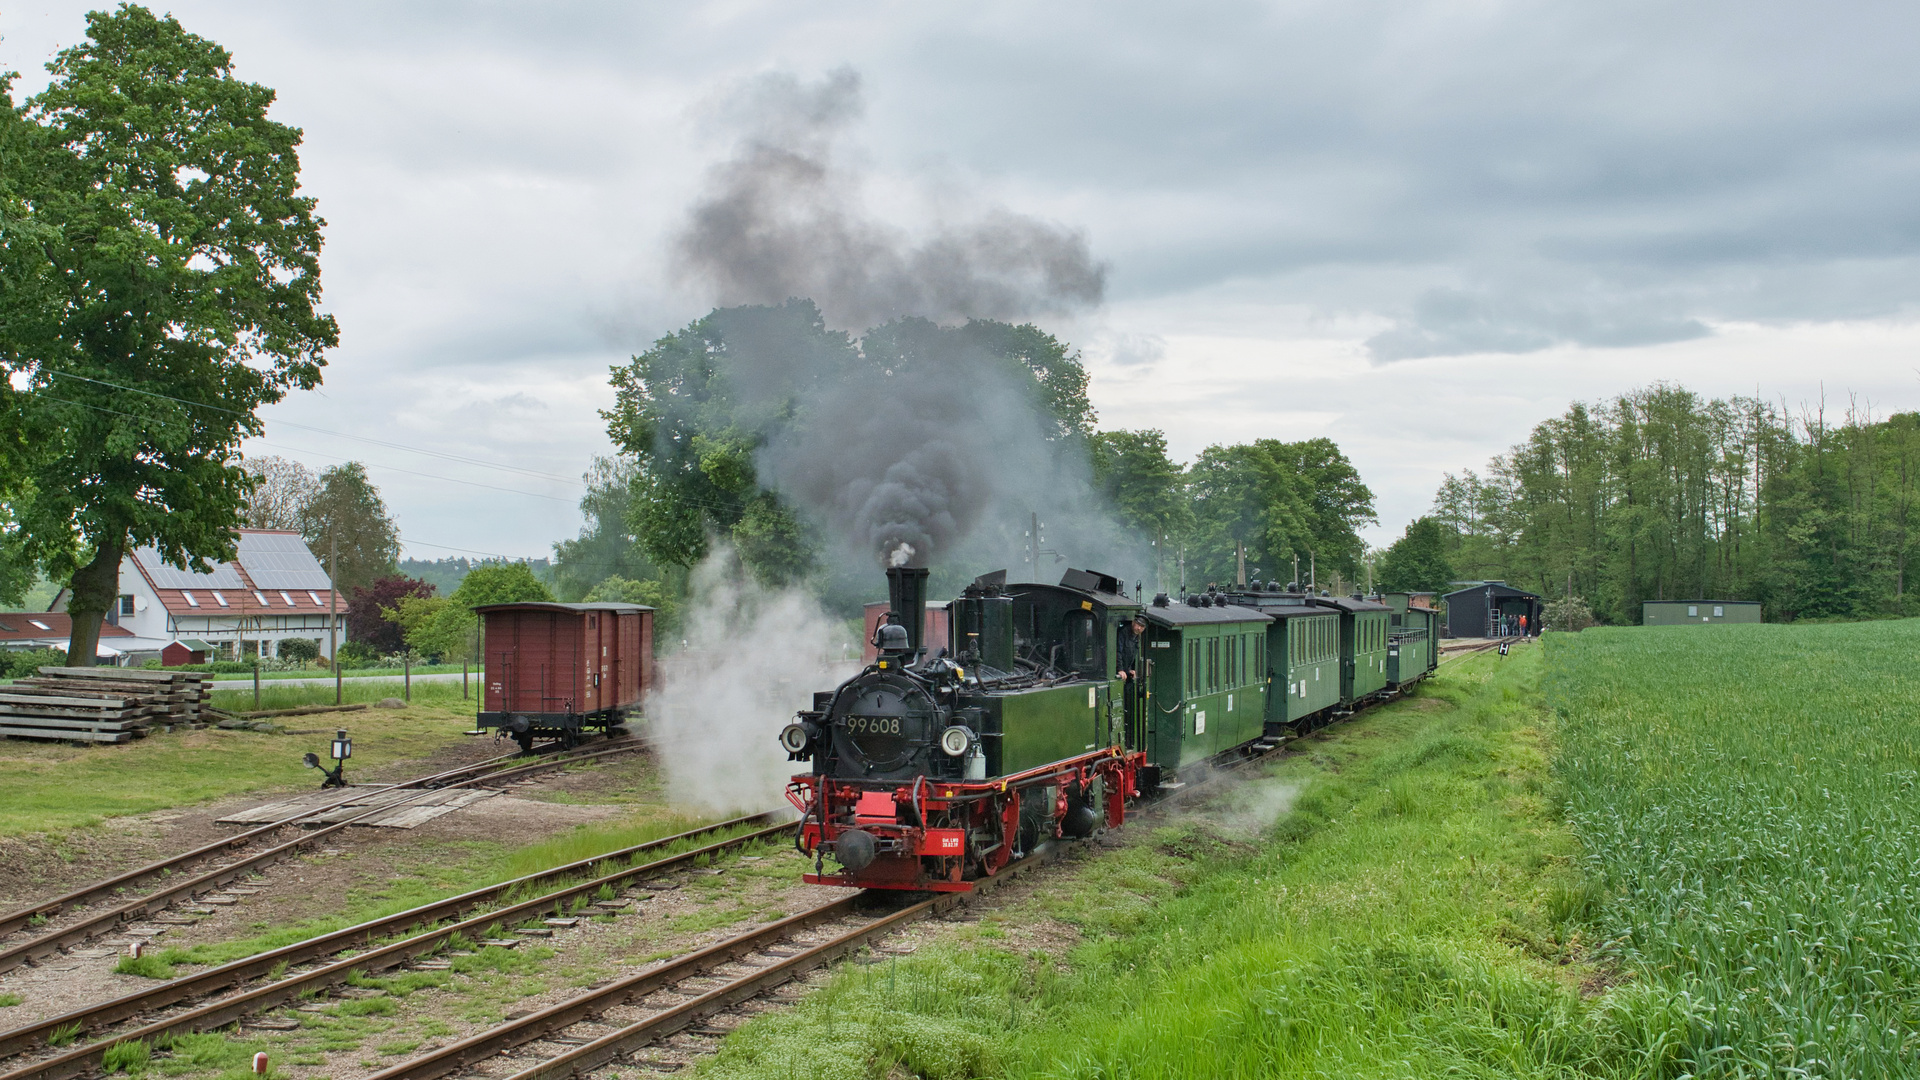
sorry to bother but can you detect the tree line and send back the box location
[549,300,1380,612]
[1376,382,1920,623]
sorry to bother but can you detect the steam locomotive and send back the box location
[780,565,1440,892]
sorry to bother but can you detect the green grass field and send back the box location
[0,699,478,835]
[205,664,470,681]
[1550,620,1920,1077]
[206,676,477,713]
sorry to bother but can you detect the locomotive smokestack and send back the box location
[886,565,930,656]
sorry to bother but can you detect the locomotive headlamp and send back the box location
[939,725,975,757]
[779,722,812,755]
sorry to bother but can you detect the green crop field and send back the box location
[1550,621,1920,1077]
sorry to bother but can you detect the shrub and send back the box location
[0,647,67,679]
[277,638,320,663]
[1542,596,1596,632]
[335,641,379,669]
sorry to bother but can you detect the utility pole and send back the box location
[1292,554,1299,590]
[1235,540,1246,587]
[1309,551,1316,593]
[329,529,340,706]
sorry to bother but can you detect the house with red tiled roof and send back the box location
[50,529,348,664]
[0,611,138,661]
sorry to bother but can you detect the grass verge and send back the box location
[0,701,476,835]
[700,646,1637,1078]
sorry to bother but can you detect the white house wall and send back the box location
[116,556,340,659]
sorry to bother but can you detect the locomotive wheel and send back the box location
[1016,788,1049,855]
[513,729,534,753]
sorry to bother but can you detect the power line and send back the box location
[44,370,587,486]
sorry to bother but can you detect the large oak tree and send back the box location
[4,6,336,663]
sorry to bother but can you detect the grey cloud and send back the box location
[1099,331,1166,368]
[1366,289,1712,362]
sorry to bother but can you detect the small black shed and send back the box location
[1442,582,1543,638]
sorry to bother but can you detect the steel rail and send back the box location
[11,676,1423,1080]
[0,755,513,940]
[381,685,1420,1080]
[363,849,1060,1080]
[0,818,795,1080]
[0,736,652,974]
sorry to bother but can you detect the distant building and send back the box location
[1441,581,1543,638]
[160,639,213,666]
[0,611,143,662]
[1643,601,1761,626]
[51,529,348,664]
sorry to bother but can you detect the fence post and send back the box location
[462,659,468,699]
[404,653,411,702]
[253,660,260,711]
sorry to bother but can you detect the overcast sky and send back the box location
[6,1,1919,561]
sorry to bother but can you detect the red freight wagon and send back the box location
[473,602,654,750]
[861,601,949,664]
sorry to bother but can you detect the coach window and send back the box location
[1687,605,1698,617]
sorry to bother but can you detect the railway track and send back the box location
[1439,638,1518,659]
[3,669,1441,1080]
[0,812,794,1080]
[357,736,1305,1080]
[359,855,1057,1080]
[0,736,654,975]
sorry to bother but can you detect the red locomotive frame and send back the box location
[787,745,1147,892]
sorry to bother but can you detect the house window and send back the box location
[255,591,270,605]
[119,595,135,616]
[182,591,199,607]
[211,591,229,607]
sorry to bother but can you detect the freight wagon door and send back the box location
[618,611,643,709]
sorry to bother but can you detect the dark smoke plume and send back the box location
[760,348,1039,569]
[675,68,1107,331]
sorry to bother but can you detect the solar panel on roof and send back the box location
[135,547,247,589]
[237,532,333,589]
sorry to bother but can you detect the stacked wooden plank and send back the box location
[0,666,212,742]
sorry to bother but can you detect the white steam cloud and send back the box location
[643,546,852,814]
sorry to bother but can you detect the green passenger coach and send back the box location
[1319,595,1394,706]
[1140,594,1272,777]
[1220,590,1341,732]
[1381,593,1439,687]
